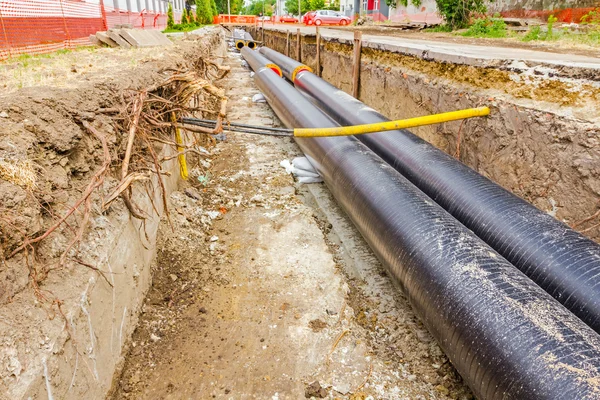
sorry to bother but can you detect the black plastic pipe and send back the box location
[258,47,600,335]
[242,47,600,400]
[243,32,256,49]
[241,47,282,77]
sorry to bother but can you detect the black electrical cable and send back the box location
[242,45,600,400]
[182,117,292,133]
[181,119,293,137]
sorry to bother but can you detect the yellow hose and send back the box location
[294,106,490,138]
[171,112,189,180]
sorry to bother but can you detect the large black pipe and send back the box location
[243,32,256,49]
[258,47,600,334]
[241,47,282,77]
[241,47,600,399]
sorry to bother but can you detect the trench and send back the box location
[109,32,477,399]
[104,27,600,399]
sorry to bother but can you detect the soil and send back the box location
[0,29,226,399]
[0,32,221,303]
[337,25,600,59]
[110,44,473,399]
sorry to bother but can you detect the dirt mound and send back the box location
[0,32,227,306]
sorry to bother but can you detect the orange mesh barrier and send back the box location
[0,1,170,61]
[215,14,257,24]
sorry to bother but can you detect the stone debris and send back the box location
[304,381,327,398]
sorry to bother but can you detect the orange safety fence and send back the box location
[103,4,176,30]
[0,0,174,61]
[214,14,257,24]
[0,0,105,60]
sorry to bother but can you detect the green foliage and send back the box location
[546,14,558,39]
[325,0,340,10]
[462,17,507,38]
[211,0,218,16]
[182,8,189,23]
[188,9,196,24]
[163,23,206,33]
[167,3,175,28]
[434,0,487,29]
[310,0,325,10]
[581,7,600,25]
[196,0,213,23]
[521,15,559,42]
[522,25,542,41]
[424,24,453,32]
[284,0,311,15]
[397,0,421,7]
[244,0,276,15]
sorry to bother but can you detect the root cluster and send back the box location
[1,53,230,304]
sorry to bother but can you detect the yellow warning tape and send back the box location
[294,107,490,137]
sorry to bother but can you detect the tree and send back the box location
[309,0,324,10]
[196,0,213,23]
[167,2,175,28]
[211,0,218,16]
[284,0,310,15]
[182,8,189,23]
[432,0,487,28]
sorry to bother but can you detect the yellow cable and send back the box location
[294,106,490,138]
[171,112,189,180]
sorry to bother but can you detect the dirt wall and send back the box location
[251,27,600,242]
[0,29,228,400]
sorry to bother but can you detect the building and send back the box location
[342,0,389,20]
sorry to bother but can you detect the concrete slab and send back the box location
[94,31,118,48]
[108,29,132,49]
[119,28,159,48]
[146,30,174,46]
[89,34,103,46]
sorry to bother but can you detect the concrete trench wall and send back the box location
[4,156,181,400]
[251,27,600,242]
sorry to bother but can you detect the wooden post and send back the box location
[296,28,301,62]
[352,31,362,99]
[316,26,321,77]
[261,18,265,42]
[285,30,290,56]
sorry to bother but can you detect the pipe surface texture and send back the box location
[241,47,282,77]
[259,47,600,334]
[242,48,600,399]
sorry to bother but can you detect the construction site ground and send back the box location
[0,24,599,400]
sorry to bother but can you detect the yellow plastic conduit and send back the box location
[294,107,490,138]
[171,112,189,180]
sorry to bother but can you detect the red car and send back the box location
[312,10,350,26]
[280,15,299,23]
[302,11,316,25]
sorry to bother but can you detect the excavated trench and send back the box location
[3,26,598,400]
[108,28,600,399]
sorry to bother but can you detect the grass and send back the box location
[2,46,98,67]
[424,12,600,48]
[462,17,507,38]
[163,23,207,33]
[425,24,453,32]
